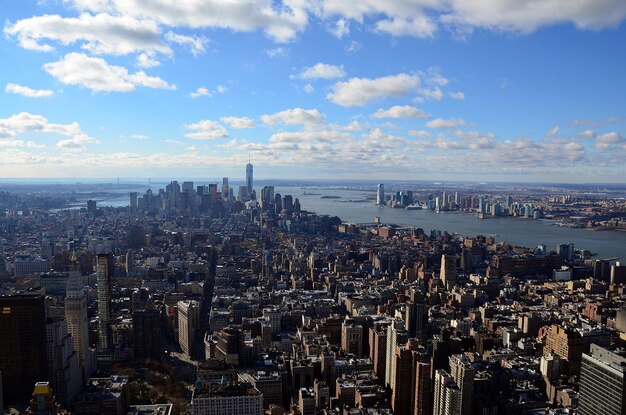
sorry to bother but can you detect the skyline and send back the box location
[1,1,626,182]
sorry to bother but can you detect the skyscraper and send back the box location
[578,344,626,415]
[132,309,163,361]
[0,292,47,404]
[96,253,112,362]
[65,269,93,381]
[45,317,81,407]
[440,254,457,289]
[376,184,385,205]
[246,161,254,199]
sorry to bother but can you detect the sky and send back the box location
[1,0,626,182]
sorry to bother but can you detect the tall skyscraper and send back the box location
[96,253,113,362]
[129,192,138,213]
[65,269,93,381]
[178,300,200,357]
[414,359,432,415]
[578,344,626,415]
[45,317,81,407]
[376,184,385,205]
[440,254,457,289]
[246,161,254,199]
[0,292,47,404]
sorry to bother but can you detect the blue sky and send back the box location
[1,0,626,182]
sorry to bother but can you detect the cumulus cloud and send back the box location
[68,0,309,43]
[327,73,420,107]
[130,134,148,140]
[189,87,212,98]
[426,117,468,129]
[375,16,437,37]
[372,105,429,119]
[0,112,98,150]
[4,13,169,55]
[303,83,315,94]
[5,83,54,98]
[330,19,350,38]
[265,47,289,58]
[220,116,256,129]
[43,53,176,92]
[261,108,325,127]
[184,119,228,140]
[297,63,346,80]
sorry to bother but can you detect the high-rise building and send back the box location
[65,269,93,381]
[246,162,254,199]
[0,370,3,413]
[449,354,474,415]
[376,184,385,205]
[385,319,408,391]
[129,192,138,213]
[578,344,626,415]
[178,300,200,357]
[369,324,388,384]
[392,340,426,415]
[190,381,262,415]
[414,359,432,415]
[433,369,461,415]
[45,317,82,407]
[440,254,457,289]
[132,309,163,361]
[222,177,229,204]
[0,292,47,404]
[96,253,113,362]
[26,382,61,415]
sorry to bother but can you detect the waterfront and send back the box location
[94,185,626,260]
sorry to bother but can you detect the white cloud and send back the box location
[130,134,148,140]
[220,116,256,129]
[261,108,325,127]
[417,87,443,101]
[426,117,468,129]
[43,53,176,92]
[56,133,100,150]
[547,126,560,137]
[136,51,160,68]
[372,105,429,119]
[68,0,309,43]
[448,91,465,100]
[331,19,350,38]
[303,83,315,94]
[0,112,98,150]
[297,63,346,80]
[375,16,437,37]
[189,85,227,98]
[164,31,207,55]
[327,73,420,107]
[184,120,228,140]
[265,47,289,58]
[4,13,169,56]
[189,87,212,98]
[5,83,54,98]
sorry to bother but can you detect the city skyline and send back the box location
[1,1,626,182]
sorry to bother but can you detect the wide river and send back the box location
[99,185,625,260]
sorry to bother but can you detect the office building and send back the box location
[578,344,626,415]
[0,292,47,405]
[25,382,61,415]
[440,254,457,289]
[190,381,263,415]
[45,317,82,407]
[414,359,432,415]
[178,300,200,357]
[376,184,384,205]
[129,192,138,213]
[97,253,113,362]
[132,309,163,361]
[433,369,462,415]
[65,269,93,381]
[246,161,254,199]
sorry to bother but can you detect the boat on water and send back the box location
[406,204,423,210]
